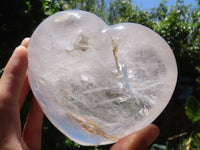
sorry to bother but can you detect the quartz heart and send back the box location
[28,10,177,146]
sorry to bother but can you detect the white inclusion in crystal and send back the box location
[66,34,90,52]
[139,105,149,116]
[54,12,80,22]
[54,14,69,22]
[128,70,133,79]
[117,82,123,89]
[102,28,108,33]
[114,25,124,30]
[81,74,89,81]
[119,97,129,103]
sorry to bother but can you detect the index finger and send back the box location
[0,45,28,105]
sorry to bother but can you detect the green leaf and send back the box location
[191,133,200,149]
[185,96,200,122]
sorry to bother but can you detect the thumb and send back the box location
[111,124,160,150]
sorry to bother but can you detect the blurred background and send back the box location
[0,0,200,149]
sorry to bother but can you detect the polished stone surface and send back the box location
[28,10,177,146]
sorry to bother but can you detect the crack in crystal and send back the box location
[66,34,90,52]
[111,39,132,96]
[112,39,120,73]
[67,113,119,142]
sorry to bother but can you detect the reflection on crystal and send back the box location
[28,10,177,146]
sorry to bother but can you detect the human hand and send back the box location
[0,38,43,150]
[111,124,159,150]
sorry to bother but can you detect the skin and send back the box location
[0,38,160,150]
[0,38,43,150]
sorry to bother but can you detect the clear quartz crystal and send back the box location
[28,10,177,146]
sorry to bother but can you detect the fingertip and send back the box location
[21,38,30,48]
[145,124,160,146]
[148,124,160,134]
[13,45,28,68]
[152,124,160,134]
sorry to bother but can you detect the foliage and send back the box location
[152,0,200,74]
[41,0,106,20]
[190,133,200,149]
[108,0,133,23]
[150,0,168,21]
[108,0,153,28]
[183,67,200,150]
[185,96,200,123]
